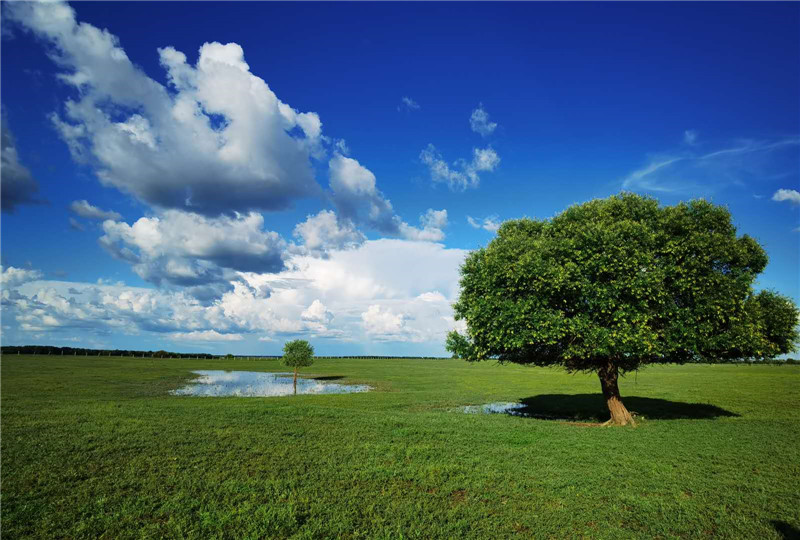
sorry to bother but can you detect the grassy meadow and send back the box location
[2,355,799,539]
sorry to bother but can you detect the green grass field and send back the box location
[2,355,799,539]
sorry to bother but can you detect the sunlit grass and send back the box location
[2,355,799,538]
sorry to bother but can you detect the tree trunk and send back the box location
[598,361,636,426]
[293,367,298,395]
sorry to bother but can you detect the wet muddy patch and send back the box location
[171,370,371,397]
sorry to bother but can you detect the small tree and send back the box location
[282,340,314,395]
[447,193,798,426]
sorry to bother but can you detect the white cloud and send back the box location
[683,130,698,145]
[622,138,800,194]
[99,210,286,291]
[334,138,350,155]
[170,330,243,342]
[421,209,448,230]
[3,239,468,345]
[329,154,449,241]
[399,209,448,242]
[772,188,800,206]
[329,153,398,234]
[398,96,420,112]
[1,113,41,213]
[420,144,500,190]
[293,210,365,256]
[467,215,501,232]
[7,1,323,216]
[416,291,448,303]
[301,299,333,324]
[1,266,43,288]
[361,304,415,340]
[469,103,497,137]
[69,199,121,221]
[4,280,222,334]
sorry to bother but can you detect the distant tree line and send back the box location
[0,345,216,359]
[0,346,451,360]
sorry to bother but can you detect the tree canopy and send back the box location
[447,193,798,425]
[282,340,315,368]
[282,339,314,395]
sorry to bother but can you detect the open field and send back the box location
[2,355,799,539]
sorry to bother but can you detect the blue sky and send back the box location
[1,1,798,355]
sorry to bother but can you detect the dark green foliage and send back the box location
[282,339,314,368]
[448,193,799,372]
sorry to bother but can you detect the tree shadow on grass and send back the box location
[772,520,800,540]
[311,375,345,381]
[516,394,738,421]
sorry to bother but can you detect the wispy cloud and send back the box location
[470,103,497,137]
[69,200,121,221]
[683,129,698,145]
[622,137,800,194]
[398,96,420,112]
[419,144,499,190]
[69,217,85,231]
[467,215,501,232]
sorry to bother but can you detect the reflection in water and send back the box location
[172,370,371,397]
[461,402,529,416]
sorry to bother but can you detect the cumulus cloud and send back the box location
[361,304,414,340]
[399,209,448,242]
[3,239,468,345]
[3,280,223,335]
[772,188,800,206]
[170,330,243,342]
[622,137,800,194]
[1,113,41,213]
[293,209,366,256]
[99,210,286,290]
[70,199,121,221]
[419,144,500,190]
[1,266,43,288]
[329,153,398,234]
[328,154,449,241]
[301,299,334,324]
[6,1,324,216]
[398,96,420,112]
[467,215,501,232]
[469,103,497,137]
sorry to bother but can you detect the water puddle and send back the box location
[461,402,529,416]
[460,402,588,421]
[171,370,371,397]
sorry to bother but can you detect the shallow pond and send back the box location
[171,370,371,397]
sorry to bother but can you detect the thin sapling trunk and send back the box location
[293,366,298,395]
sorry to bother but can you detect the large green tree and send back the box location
[447,193,798,425]
[282,340,315,395]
